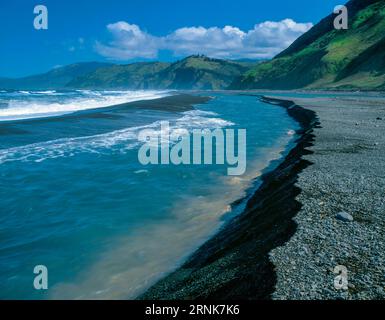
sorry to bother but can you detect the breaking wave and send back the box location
[0,110,234,164]
[0,90,170,121]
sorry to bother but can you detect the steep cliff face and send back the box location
[230,0,385,90]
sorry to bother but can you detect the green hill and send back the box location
[230,0,385,91]
[0,56,253,91]
[67,62,170,89]
[150,55,252,90]
[68,55,252,90]
[0,62,111,90]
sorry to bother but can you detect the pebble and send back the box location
[336,211,354,222]
[376,286,384,295]
[267,98,385,301]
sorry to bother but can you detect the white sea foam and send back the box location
[0,90,169,121]
[34,90,57,95]
[287,129,296,136]
[176,110,233,129]
[0,110,234,164]
[134,169,149,174]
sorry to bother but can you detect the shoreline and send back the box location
[0,93,211,124]
[140,96,319,299]
[43,92,294,300]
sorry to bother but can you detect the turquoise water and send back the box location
[0,90,298,299]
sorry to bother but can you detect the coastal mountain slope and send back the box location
[149,55,252,90]
[67,62,171,89]
[68,55,252,90]
[0,56,253,91]
[0,62,111,90]
[230,0,385,90]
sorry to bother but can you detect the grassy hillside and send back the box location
[69,55,252,90]
[153,55,251,90]
[0,56,254,91]
[67,62,170,89]
[231,0,385,90]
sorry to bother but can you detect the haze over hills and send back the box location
[67,62,170,90]
[231,0,385,90]
[0,62,112,90]
[0,56,254,91]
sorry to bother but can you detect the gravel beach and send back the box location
[269,95,385,300]
[141,94,385,300]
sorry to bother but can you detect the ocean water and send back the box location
[0,90,299,299]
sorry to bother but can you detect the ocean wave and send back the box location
[0,110,234,164]
[34,90,57,95]
[16,90,60,95]
[0,90,170,121]
[176,110,234,129]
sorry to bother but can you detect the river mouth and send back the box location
[0,91,298,299]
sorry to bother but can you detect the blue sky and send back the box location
[0,0,343,77]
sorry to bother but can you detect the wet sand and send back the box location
[118,94,212,112]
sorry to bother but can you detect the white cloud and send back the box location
[164,26,245,59]
[95,22,160,60]
[95,19,313,60]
